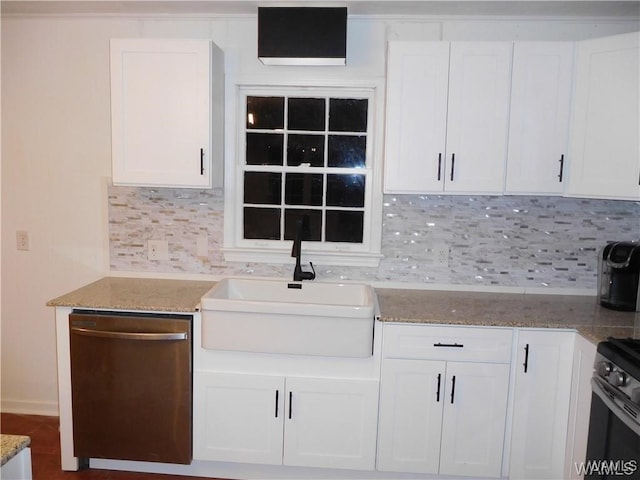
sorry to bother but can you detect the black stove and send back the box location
[587,337,640,478]
[594,337,640,412]
[597,337,640,379]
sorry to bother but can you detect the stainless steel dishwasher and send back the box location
[69,310,192,465]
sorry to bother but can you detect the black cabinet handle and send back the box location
[450,153,455,181]
[437,153,442,181]
[436,373,442,402]
[434,342,464,348]
[275,390,279,418]
[200,148,205,175]
[450,375,456,404]
[558,154,564,182]
[523,344,530,373]
[288,391,293,419]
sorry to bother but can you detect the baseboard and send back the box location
[1,398,59,417]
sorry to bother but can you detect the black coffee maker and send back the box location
[598,241,640,311]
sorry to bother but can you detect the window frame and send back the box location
[223,83,383,267]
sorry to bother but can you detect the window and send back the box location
[224,86,383,267]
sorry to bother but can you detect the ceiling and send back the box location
[2,0,639,17]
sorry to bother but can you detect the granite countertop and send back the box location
[47,277,216,312]
[376,288,640,343]
[47,277,639,343]
[1,434,30,466]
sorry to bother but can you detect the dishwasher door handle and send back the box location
[71,326,187,341]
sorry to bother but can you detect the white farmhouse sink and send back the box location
[200,278,376,357]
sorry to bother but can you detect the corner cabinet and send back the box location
[110,39,224,188]
[383,41,512,194]
[505,42,574,195]
[567,31,640,200]
[193,371,379,471]
[377,324,512,478]
[508,329,575,479]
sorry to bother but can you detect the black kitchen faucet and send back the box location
[291,216,316,282]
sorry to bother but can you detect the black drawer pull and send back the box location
[288,391,293,419]
[436,373,442,402]
[275,390,279,418]
[557,154,564,182]
[433,342,464,348]
[450,375,456,404]
[523,343,530,373]
[450,153,455,181]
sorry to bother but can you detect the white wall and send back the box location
[1,10,637,414]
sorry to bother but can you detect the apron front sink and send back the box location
[200,278,376,357]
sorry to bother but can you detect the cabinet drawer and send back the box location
[383,324,513,363]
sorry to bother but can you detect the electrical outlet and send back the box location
[196,235,208,258]
[16,230,29,251]
[432,245,450,267]
[148,240,169,261]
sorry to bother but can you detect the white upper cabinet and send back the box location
[384,42,450,193]
[111,39,222,188]
[384,41,512,194]
[445,42,512,194]
[505,42,575,194]
[567,32,640,200]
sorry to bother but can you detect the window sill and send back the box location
[222,247,382,268]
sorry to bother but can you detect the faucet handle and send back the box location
[297,262,316,281]
[308,262,316,280]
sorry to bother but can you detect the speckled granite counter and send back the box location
[47,277,215,312]
[376,288,640,343]
[1,435,30,467]
[47,277,638,343]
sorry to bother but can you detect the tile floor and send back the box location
[1,413,224,480]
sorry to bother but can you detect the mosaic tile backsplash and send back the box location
[109,186,640,290]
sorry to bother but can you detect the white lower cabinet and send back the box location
[508,329,575,479]
[439,362,510,477]
[377,325,512,478]
[193,372,284,465]
[378,359,509,477]
[377,359,445,474]
[193,371,379,470]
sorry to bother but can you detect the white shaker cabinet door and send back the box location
[439,361,510,478]
[383,42,450,193]
[193,372,285,465]
[283,376,379,471]
[567,32,640,200]
[509,329,575,479]
[110,39,213,188]
[444,42,512,194]
[383,41,512,195]
[506,42,574,194]
[377,359,446,474]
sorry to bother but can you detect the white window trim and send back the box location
[222,80,384,267]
